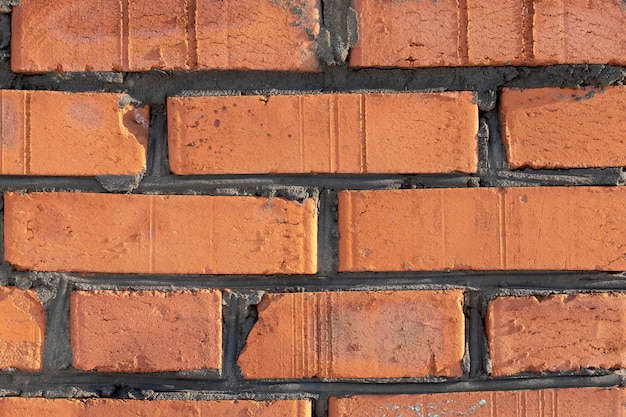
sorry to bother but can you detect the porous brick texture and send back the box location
[500,86,626,169]
[0,287,45,371]
[11,0,320,72]
[487,293,626,377]
[167,92,478,174]
[238,290,465,379]
[0,398,312,416]
[71,290,222,372]
[4,192,317,274]
[339,187,626,272]
[0,90,148,175]
[351,0,626,67]
[329,387,626,416]
[2,0,626,414]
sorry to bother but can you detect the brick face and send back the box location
[4,192,317,275]
[500,87,626,169]
[0,90,148,175]
[11,0,320,72]
[487,293,626,377]
[71,290,222,372]
[0,398,312,416]
[351,0,626,68]
[0,287,45,371]
[238,290,465,379]
[168,92,478,174]
[338,187,626,272]
[329,387,626,417]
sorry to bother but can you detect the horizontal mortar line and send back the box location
[136,174,473,192]
[0,373,622,397]
[48,270,626,293]
[14,64,626,100]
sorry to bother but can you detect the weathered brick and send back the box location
[487,293,626,376]
[351,0,626,68]
[350,0,460,67]
[168,92,478,175]
[329,387,626,417]
[533,0,626,65]
[500,87,626,169]
[0,287,45,371]
[0,398,311,417]
[338,187,626,272]
[71,290,221,372]
[238,290,465,379]
[4,192,317,274]
[11,0,320,72]
[0,90,147,175]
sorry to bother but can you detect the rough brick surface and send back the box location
[533,0,626,65]
[329,387,626,417]
[0,398,311,416]
[487,293,626,376]
[0,287,45,371]
[351,0,626,68]
[4,192,317,274]
[238,290,465,379]
[11,0,320,72]
[0,90,148,175]
[71,290,222,372]
[500,87,626,169]
[338,187,626,272]
[168,92,478,175]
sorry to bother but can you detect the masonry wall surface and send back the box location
[1,1,626,416]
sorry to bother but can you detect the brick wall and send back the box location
[1,0,626,416]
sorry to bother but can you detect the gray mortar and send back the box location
[1,0,626,408]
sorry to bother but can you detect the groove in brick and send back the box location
[522,0,535,60]
[23,92,31,175]
[360,95,367,173]
[120,0,130,70]
[456,0,470,65]
[184,0,199,69]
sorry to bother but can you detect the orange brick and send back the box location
[338,187,626,272]
[238,290,465,379]
[168,92,478,174]
[0,90,147,176]
[500,87,626,169]
[0,287,45,371]
[329,387,626,417]
[0,398,311,417]
[11,0,319,72]
[4,192,317,275]
[350,0,460,67]
[487,293,626,376]
[533,0,626,66]
[71,290,221,372]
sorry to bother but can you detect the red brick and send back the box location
[487,293,626,376]
[0,90,147,175]
[11,0,320,72]
[350,0,460,67]
[238,290,465,379]
[533,0,626,66]
[168,92,478,174]
[4,192,317,275]
[71,289,221,372]
[0,287,45,371]
[338,187,626,272]
[329,387,626,417]
[0,398,311,417]
[500,87,626,169]
[351,0,626,68]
